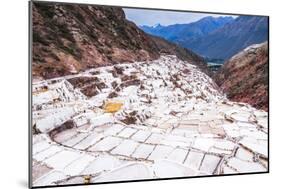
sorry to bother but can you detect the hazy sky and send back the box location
[123,8,237,26]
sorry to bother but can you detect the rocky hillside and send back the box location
[32,2,208,79]
[214,42,268,111]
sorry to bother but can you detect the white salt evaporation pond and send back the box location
[31,55,268,187]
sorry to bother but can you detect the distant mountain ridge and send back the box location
[140,16,234,43]
[186,16,269,60]
[140,15,268,60]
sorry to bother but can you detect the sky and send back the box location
[123,8,237,26]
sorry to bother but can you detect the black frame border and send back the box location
[28,0,270,188]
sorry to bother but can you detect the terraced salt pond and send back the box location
[32,55,268,187]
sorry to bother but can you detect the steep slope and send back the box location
[186,16,268,60]
[214,42,268,111]
[32,2,208,79]
[140,16,234,44]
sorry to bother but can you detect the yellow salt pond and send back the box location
[103,101,123,113]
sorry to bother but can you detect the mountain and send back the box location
[186,16,269,60]
[214,42,268,111]
[140,16,234,43]
[32,2,209,79]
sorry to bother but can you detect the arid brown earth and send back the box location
[215,42,268,111]
[32,2,209,79]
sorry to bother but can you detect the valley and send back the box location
[31,2,269,187]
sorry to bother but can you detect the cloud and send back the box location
[123,8,237,26]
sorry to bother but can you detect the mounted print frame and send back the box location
[29,0,269,188]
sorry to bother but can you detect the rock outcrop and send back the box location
[32,2,209,79]
[215,42,268,111]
